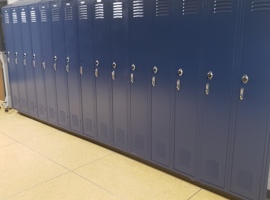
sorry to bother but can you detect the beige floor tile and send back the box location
[21,130,113,170]
[8,172,119,200]
[0,143,68,199]
[189,189,229,200]
[0,132,16,147]
[75,153,200,200]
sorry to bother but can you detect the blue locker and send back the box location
[50,1,69,129]
[63,0,82,134]
[199,0,240,188]
[20,6,38,117]
[230,0,270,199]
[11,8,28,113]
[29,5,47,120]
[151,0,175,167]
[93,0,112,144]
[39,2,58,125]
[110,0,129,151]
[129,0,151,158]
[77,0,96,138]
[173,0,205,177]
[2,8,20,110]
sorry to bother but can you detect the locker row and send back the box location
[2,0,270,199]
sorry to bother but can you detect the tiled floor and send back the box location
[0,105,228,200]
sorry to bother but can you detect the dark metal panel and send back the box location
[93,0,112,145]
[63,0,82,134]
[110,0,129,151]
[77,0,96,138]
[230,0,270,199]
[20,6,38,117]
[50,1,69,129]
[29,5,47,120]
[129,0,151,159]
[39,3,58,125]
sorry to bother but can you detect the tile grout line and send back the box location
[187,188,202,200]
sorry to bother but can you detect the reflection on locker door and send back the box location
[77,0,96,138]
[111,0,129,151]
[93,0,112,144]
[173,0,204,177]
[151,0,175,167]
[129,0,151,158]
[230,1,270,199]
[29,5,47,120]
[20,6,38,117]
[63,0,82,134]
[199,0,240,188]
[39,3,58,125]
[12,8,28,113]
[50,2,69,129]
[2,9,20,110]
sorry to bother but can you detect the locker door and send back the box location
[151,0,175,167]
[2,9,20,110]
[111,0,129,151]
[29,5,47,120]
[63,0,82,134]
[173,0,204,177]
[39,3,58,125]
[50,2,69,129]
[93,0,112,144]
[129,0,151,158]
[77,0,96,138]
[20,6,38,117]
[199,0,240,188]
[230,1,270,199]
[11,8,28,113]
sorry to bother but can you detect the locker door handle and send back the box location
[15,58,18,65]
[240,88,244,100]
[66,64,69,72]
[205,83,210,95]
[95,68,98,77]
[152,76,156,87]
[42,62,46,69]
[112,71,115,80]
[32,60,36,67]
[7,52,10,63]
[53,63,57,70]
[176,79,180,91]
[23,59,26,66]
[130,73,134,83]
[80,66,83,75]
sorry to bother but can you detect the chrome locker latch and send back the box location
[42,61,46,69]
[7,51,10,63]
[80,66,83,75]
[95,68,98,77]
[32,54,36,67]
[53,56,57,70]
[23,53,26,66]
[53,63,57,70]
[112,71,115,80]
[15,52,18,64]
[66,57,69,72]
[205,83,210,95]
[152,76,156,87]
[130,73,134,83]
[240,88,244,101]
[176,79,180,91]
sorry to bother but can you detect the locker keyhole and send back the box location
[54,56,57,62]
[242,74,249,84]
[153,66,158,74]
[95,60,99,67]
[112,62,117,69]
[131,64,136,71]
[207,71,213,80]
[178,68,183,77]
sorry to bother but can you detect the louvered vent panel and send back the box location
[155,141,166,159]
[237,169,254,191]
[30,10,37,22]
[214,0,233,14]
[178,149,191,168]
[30,102,35,112]
[135,134,144,151]
[4,12,10,24]
[72,115,79,128]
[60,111,66,123]
[52,6,60,21]
[40,9,47,22]
[252,0,270,12]
[182,0,199,15]
[64,5,73,21]
[156,0,169,17]
[39,104,44,115]
[49,107,55,119]
[21,11,26,23]
[206,159,220,179]
[21,98,26,109]
[95,3,104,19]
[12,11,18,24]
[117,129,125,144]
[133,0,144,18]
[79,2,88,20]
[85,118,93,132]
[113,2,123,18]
[100,123,108,138]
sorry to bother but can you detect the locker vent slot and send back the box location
[100,123,108,138]
[117,129,125,144]
[30,102,35,112]
[21,98,27,110]
[85,118,93,132]
[156,0,169,17]
[4,12,9,24]
[52,7,60,21]
[60,111,66,123]
[40,9,47,22]
[39,104,45,116]
[13,96,18,107]
[214,0,233,14]
[155,141,166,159]
[64,6,73,21]
[206,159,220,179]
[133,0,144,18]
[30,10,37,23]
[49,107,55,119]
[237,169,254,191]
[178,149,191,168]
[72,115,79,128]
[21,11,27,23]
[95,3,104,19]
[182,0,199,15]
[12,12,18,24]
[251,0,270,12]
[135,134,144,151]
[79,4,88,20]
[113,2,123,19]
